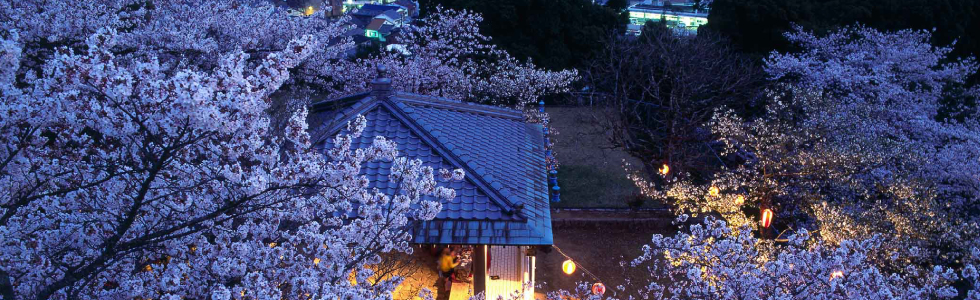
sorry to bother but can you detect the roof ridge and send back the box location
[310,96,379,146]
[310,91,371,113]
[385,99,529,219]
[394,92,524,120]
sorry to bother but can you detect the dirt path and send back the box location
[534,226,665,299]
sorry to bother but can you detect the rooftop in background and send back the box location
[308,70,553,246]
[354,4,403,16]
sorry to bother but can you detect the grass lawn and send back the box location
[547,106,658,208]
[555,165,638,208]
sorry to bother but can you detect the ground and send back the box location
[385,248,440,300]
[534,226,664,299]
[386,106,673,300]
[547,106,649,208]
[389,223,669,300]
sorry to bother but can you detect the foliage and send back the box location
[0,1,574,118]
[704,0,980,61]
[633,25,980,291]
[553,217,978,300]
[419,0,626,70]
[324,8,578,111]
[586,24,764,183]
[605,0,629,11]
[0,1,470,299]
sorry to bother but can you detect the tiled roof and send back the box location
[309,92,552,246]
[354,4,401,17]
[366,18,387,31]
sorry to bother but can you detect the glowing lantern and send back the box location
[735,195,745,205]
[592,283,606,295]
[708,186,719,197]
[304,6,314,16]
[313,258,321,266]
[659,164,670,175]
[830,270,844,280]
[562,260,576,275]
[760,209,773,228]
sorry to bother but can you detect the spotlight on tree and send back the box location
[708,186,720,197]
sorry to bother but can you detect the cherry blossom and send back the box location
[620,25,980,298]
[0,23,462,300]
[322,8,577,111]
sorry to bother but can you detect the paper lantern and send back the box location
[761,208,773,228]
[708,186,719,197]
[562,260,576,275]
[735,195,745,205]
[659,164,670,175]
[304,6,315,16]
[592,283,606,295]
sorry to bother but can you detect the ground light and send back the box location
[831,270,844,280]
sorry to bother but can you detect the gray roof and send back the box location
[309,92,553,245]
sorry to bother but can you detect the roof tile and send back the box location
[311,92,552,245]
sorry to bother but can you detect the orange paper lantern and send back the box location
[592,283,606,295]
[562,260,576,275]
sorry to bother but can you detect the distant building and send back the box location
[349,4,409,42]
[276,0,416,55]
[626,0,708,35]
[340,0,417,15]
[278,0,343,17]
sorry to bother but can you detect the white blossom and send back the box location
[0,4,465,299]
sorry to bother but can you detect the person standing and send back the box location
[439,247,460,290]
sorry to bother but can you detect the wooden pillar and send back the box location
[473,245,487,296]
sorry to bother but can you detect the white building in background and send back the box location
[626,0,708,35]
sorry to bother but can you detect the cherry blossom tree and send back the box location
[323,8,578,111]
[1,1,348,73]
[2,1,574,121]
[552,217,977,300]
[616,25,980,297]
[0,18,462,300]
[633,25,980,264]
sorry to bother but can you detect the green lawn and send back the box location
[547,106,656,208]
[555,164,639,207]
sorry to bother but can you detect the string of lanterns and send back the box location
[554,246,606,296]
